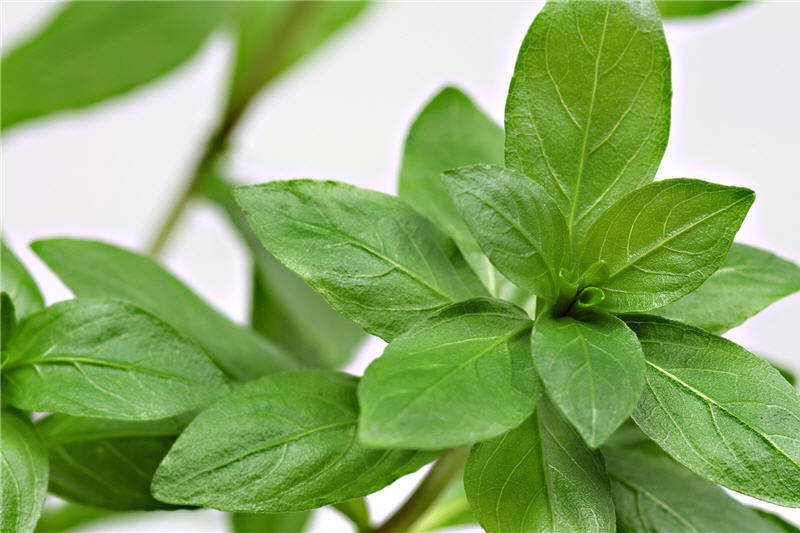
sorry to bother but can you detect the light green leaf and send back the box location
[579,179,753,313]
[626,315,800,507]
[1,241,44,318]
[358,298,539,450]
[532,310,645,447]
[226,1,366,121]
[604,440,791,533]
[411,475,475,532]
[199,171,365,369]
[443,164,568,302]
[230,511,311,533]
[1,1,228,129]
[33,502,119,533]
[653,243,800,333]
[234,180,486,341]
[1,409,49,533]
[397,87,505,291]
[505,0,671,250]
[32,238,297,381]
[152,370,433,512]
[464,398,615,533]
[2,299,230,419]
[36,414,190,510]
[657,1,746,18]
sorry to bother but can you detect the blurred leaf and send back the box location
[753,510,800,533]
[411,476,475,532]
[1,1,229,129]
[1,240,44,318]
[657,1,746,18]
[32,238,297,381]
[1,292,17,349]
[199,171,365,369]
[37,414,191,510]
[230,511,311,533]
[34,503,120,533]
[1,409,49,533]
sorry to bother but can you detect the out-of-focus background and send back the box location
[3,1,799,531]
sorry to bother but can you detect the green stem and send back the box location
[333,499,371,533]
[370,447,470,533]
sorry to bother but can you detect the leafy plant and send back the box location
[2,1,800,533]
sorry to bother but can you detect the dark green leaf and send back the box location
[152,370,433,512]
[604,441,790,533]
[653,243,800,333]
[505,0,671,250]
[443,164,568,302]
[36,414,190,510]
[532,310,645,447]
[1,241,44,318]
[753,510,800,533]
[627,315,800,507]
[2,299,230,419]
[234,180,486,341]
[464,398,615,533]
[1,1,228,129]
[657,1,746,18]
[226,1,366,119]
[32,238,297,381]
[230,511,311,533]
[358,298,539,450]
[1,409,48,533]
[397,87,505,290]
[199,171,365,369]
[579,179,754,313]
[2,293,17,350]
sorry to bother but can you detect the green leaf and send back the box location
[532,310,645,447]
[1,241,44,318]
[443,164,568,302]
[397,87,505,291]
[358,298,539,450]
[198,171,365,370]
[1,1,228,129]
[152,370,433,512]
[505,0,671,250]
[230,511,311,533]
[463,398,615,533]
[578,179,754,313]
[2,299,230,419]
[657,1,746,18]
[653,243,800,333]
[234,180,486,341]
[226,1,366,120]
[33,503,120,533]
[36,414,190,510]
[753,510,800,533]
[2,293,17,350]
[32,238,297,381]
[626,315,800,507]
[411,475,475,532]
[603,440,791,533]
[1,409,49,533]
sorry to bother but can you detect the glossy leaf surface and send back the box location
[653,243,800,333]
[505,0,671,249]
[358,298,538,450]
[464,399,614,533]
[627,315,800,507]
[2,299,230,419]
[32,238,296,381]
[579,179,753,312]
[235,180,486,341]
[152,370,432,512]
[532,311,644,447]
[443,164,568,302]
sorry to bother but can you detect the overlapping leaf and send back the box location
[234,180,486,341]
[152,370,433,512]
[627,315,800,507]
[579,179,753,312]
[2,299,230,419]
[1,241,44,319]
[464,398,615,533]
[358,298,539,449]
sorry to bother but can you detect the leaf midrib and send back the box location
[609,472,701,533]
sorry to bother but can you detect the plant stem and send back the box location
[371,447,470,533]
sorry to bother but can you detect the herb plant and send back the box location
[2,1,800,533]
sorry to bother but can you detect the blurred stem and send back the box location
[146,2,314,257]
[370,447,470,533]
[333,499,371,533]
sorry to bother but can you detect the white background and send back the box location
[2,1,799,531]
